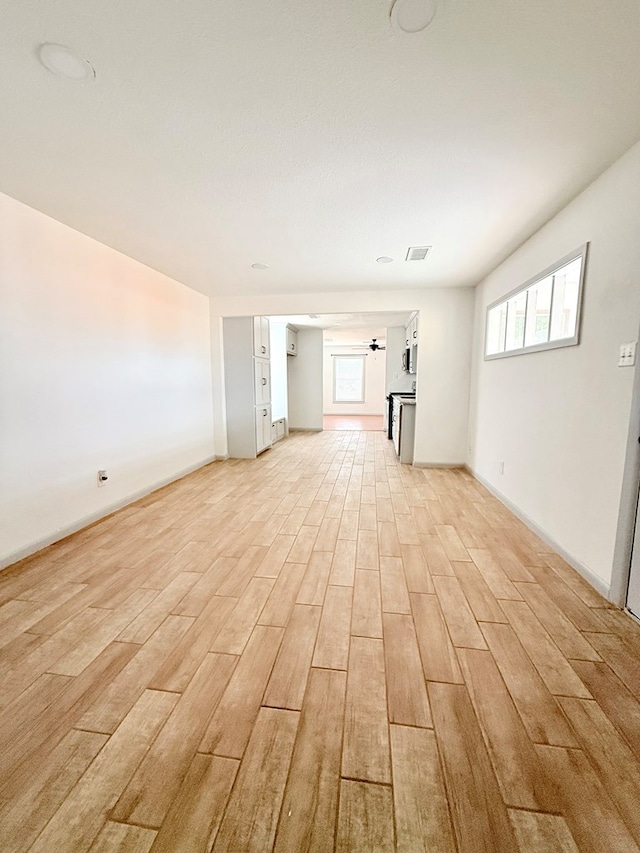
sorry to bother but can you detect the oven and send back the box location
[386,392,415,440]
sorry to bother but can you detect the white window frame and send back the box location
[484,243,588,360]
[333,355,366,403]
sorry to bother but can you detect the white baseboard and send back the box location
[1,455,218,571]
[412,462,465,469]
[466,465,611,601]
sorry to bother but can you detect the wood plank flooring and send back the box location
[322,415,384,431]
[2,429,640,852]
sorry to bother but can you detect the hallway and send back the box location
[1,429,639,852]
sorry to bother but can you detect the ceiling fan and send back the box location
[366,338,386,351]
[349,338,386,352]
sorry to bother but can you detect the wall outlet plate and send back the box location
[619,341,637,367]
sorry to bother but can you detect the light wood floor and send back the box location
[323,414,384,431]
[2,430,640,853]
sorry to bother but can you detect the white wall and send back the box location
[0,193,215,568]
[323,346,386,415]
[269,322,289,422]
[211,289,474,464]
[386,326,415,394]
[288,327,323,429]
[469,139,640,592]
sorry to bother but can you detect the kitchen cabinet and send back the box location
[409,314,419,344]
[392,404,401,454]
[286,326,298,356]
[271,417,286,444]
[224,315,272,458]
[253,315,271,359]
[405,313,419,374]
[392,397,416,464]
[256,404,272,454]
[254,358,271,405]
[399,401,416,464]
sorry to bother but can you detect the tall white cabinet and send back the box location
[223,316,272,458]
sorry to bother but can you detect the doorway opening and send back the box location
[267,311,416,436]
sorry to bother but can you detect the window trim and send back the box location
[484,243,588,361]
[332,354,366,404]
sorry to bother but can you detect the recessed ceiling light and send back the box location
[251,263,269,270]
[38,43,95,81]
[390,0,438,33]
[376,256,394,264]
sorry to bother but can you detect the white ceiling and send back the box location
[2,0,640,299]
[270,311,412,345]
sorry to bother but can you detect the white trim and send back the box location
[611,318,640,606]
[466,464,611,600]
[484,243,588,360]
[333,354,366,404]
[412,462,465,469]
[0,455,217,571]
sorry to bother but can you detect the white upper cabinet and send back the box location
[405,313,419,374]
[410,315,419,343]
[253,316,271,358]
[286,326,298,356]
[406,313,419,346]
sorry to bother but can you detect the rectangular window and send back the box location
[485,244,587,360]
[524,275,552,347]
[333,355,365,403]
[505,291,527,351]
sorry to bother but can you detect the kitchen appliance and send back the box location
[401,347,411,372]
[386,391,416,440]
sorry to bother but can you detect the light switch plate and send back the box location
[619,341,637,367]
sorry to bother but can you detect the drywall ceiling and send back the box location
[1,0,640,298]
[269,311,412,346]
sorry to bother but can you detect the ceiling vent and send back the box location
[405,245,432,261]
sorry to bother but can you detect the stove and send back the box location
[386,391,416,440]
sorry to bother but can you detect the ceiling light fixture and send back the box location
[390,0,438,33]
[38,43,95,81]
[376,256,394,264]
[251,263,269,270]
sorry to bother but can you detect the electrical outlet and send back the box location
[97,470,108,487]
[619,341,637,367]
[499,461,505,475]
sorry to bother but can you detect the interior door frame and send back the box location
[610,321,640,608]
